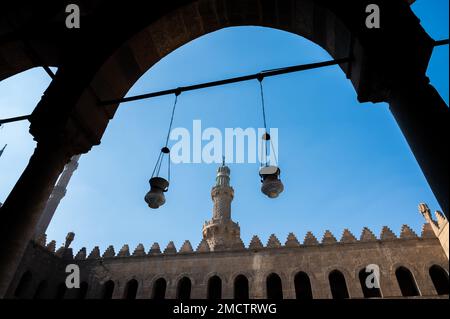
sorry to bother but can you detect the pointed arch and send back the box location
[294,271,313,299]
[266,273,283,300]
[234,274,249,299]
[395,266,420,297]
[429,265,449,295]
[102,280,115,299]
[177,277,191,300]
[152,278,167,300]
[358,268,382,298]
[207,275,222,299]
[329,270,349,299]
[123,279,138,299]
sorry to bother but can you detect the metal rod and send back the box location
[0,115,31,125]
[99,57,351,106]
[1,57,351,125]
[434,39,449,47]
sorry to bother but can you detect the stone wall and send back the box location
[7,223,448,299]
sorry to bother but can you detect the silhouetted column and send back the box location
[0,143,73,297]
[388,77,449,218]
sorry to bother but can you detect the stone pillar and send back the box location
[379,270,402,298]
[112,281,124,299]
[222,278,233,299]
[388,77,449,217]
[311,273,332,299]
[136,280,150,299]
[347,276,364,299]
[282,277,296,299]
[250,275,265,299]
[166,280,178,299]
[0,142,73,297]
[414,269,436,297]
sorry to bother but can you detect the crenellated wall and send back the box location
[7,223,448,299]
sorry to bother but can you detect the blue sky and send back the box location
[0,1,448,254]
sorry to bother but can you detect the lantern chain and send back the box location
[151,91,180,182]
[258,77,269,167]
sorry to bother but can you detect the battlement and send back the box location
[36,223,437,262]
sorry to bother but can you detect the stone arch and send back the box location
[324,265,354,283]
[102,280,115,299]
[31,0,434,154]
[358,267,382,298]
[123,279,139,299]
[428,265,449,295]
[173,273,196,287]
[266,272,283,300]
[328,269,349,299]
[233,274,250,300]
[422,260,449,276]
[0,0,445,298]
[395,266,420,297]
[294,271,313,299]
[203,271,226,285]
[151,277,167,300]
[14,271,33,299]
[177,276,192,300]
[207,275,222,300]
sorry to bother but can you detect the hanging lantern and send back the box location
[145,91,180,209]
[145,176,169,209]
[257,78,284,198]
[259,166,284,198]
[145,147,170,209]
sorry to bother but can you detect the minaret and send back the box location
[34,155,81,238]
[419,203,449,259]
[202,159,243,251]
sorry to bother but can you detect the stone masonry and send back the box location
[5,164,449,299]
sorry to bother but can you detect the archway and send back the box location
[294,272,313,299]
[177,277,191,300]
[358,268,382,298]
[234,275,249,300]
[429,265,449,295]
[14,271,32,298]
[395,266,420,297]
[123,279,138,299]
[102,280,115,299]
[266,273,283,300]
[329,270,349,299]
[207,275,222,300]
[152,278,167,300]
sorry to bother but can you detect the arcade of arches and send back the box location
[12,264,450,299]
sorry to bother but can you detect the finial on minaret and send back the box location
[64,232,75,248]
[0,144,7,158]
